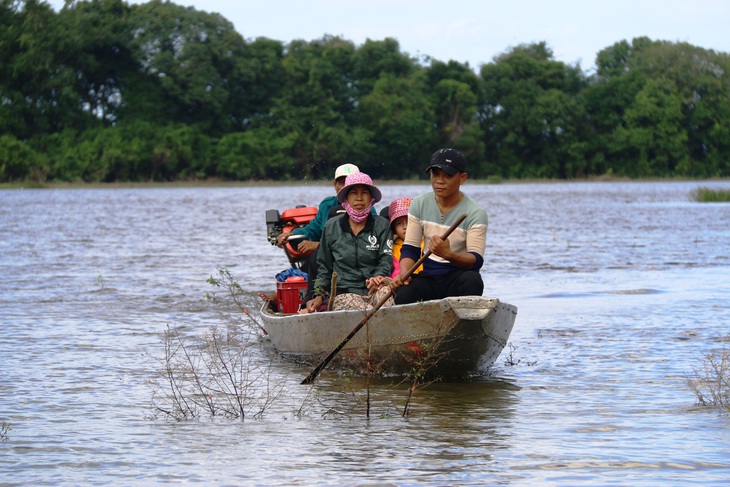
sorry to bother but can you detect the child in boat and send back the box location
[387,197,422,281]
[367,197,423,292]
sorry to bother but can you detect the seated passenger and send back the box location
[305,172,393,312]
[385,197,422,281]
[276,163,360,252]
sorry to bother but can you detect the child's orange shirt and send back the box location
[390,238,423,279]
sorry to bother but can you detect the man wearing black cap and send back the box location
[394,148,487,304]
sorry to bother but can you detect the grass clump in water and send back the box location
[690,187,730,202]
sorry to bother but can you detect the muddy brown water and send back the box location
[2,181,729,485]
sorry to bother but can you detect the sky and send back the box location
[47,0,730,72]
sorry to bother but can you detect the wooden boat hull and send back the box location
[260,296,517,378]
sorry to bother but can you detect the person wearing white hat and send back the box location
[276,163,360,252]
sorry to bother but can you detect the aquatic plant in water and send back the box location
[147,323,283,421]
[690,187,730,202]
[686,339,730,410]
[147,270,283,421]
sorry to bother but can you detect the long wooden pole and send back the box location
[301,214,467,385]
[327,272,338,311]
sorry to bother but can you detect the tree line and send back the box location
[2,0,729,183]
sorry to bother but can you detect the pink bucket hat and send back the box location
[336,172,382,203]
[388,197,412,225]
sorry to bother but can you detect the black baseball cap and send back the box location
[425,148,466,176]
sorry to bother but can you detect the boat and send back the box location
[259,296,517,378]
[261,205,518,378]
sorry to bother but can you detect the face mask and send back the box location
[342,200,372,223]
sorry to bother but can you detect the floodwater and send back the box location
[1,180,729,486]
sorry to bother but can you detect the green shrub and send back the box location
[0,135,48,182]
[691,187,730,202]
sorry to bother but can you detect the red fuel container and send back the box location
[276,277,307,313]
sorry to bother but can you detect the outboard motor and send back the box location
[265,205,318,268]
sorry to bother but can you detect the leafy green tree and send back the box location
[56,0,135,125]
[694,91,730,177]
[41,129,93,181]
[641,42,730,177]
[353,37,417,95]
[613,79,689,176]
[0,134,47,181]
[4,2,729,182]
[40,121,212,182]
[256,36,362,179]
[480,42,588,178]
[141,124,205,181]
[423,60,485,174]
[216,128,296,180]
[125,0,250,134]
[358,72,437,178]
[234,37,286,128]
[0,0,91,137]
[52,125,142,181]
[582,75,646,176]
[589,38,730,177]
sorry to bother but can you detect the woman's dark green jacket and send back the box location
[314,213,393,297]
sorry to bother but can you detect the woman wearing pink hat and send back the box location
[304,172,394,312]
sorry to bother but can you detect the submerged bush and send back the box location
[690,187,730,202]
[148,270,282,421]
[686,339,730,409]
